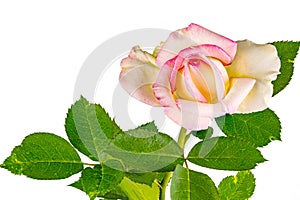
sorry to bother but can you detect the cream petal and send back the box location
[226,40,280,113]
[120,46,160,106]
[237,80,273,113]
[199,56,228,102]
[223,78,256,114]
[156,23,237,66]
[174,71,198,101]
[227,40,280,81]
[184,63,208,103]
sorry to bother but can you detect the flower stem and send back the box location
[159,171,172,200]
[159,127,187,200]
[177,127,188,149]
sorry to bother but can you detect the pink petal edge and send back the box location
[156,23,237,67]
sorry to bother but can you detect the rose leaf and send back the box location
[218,170,255,200]
[216,108,281,147]
[1,133,83,179]
[272,41,300,96]
[187,137,266,171]
[170,165,220,200]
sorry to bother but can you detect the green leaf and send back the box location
[218,171,255,200]
[118,177,160,200]
[65,97,183,173]
[70,164,124,200]
[272,41,300,96]
[65,97,121,161]
[138,121,158,132]
[171,165,220,200]
[1,133,83,179]
[216,109,281,147]
[187,137,265,171]
[191,127,214,140]
[102,186,128,200]
[108,127,184,172]
[125,172,165,187]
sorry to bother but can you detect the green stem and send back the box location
[159,127,187,200]
[159,172,172,200]
[177,127,188,149]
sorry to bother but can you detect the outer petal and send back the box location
[153,65,212,130]
[226,40,280,112]
[120,46,160,106]
[237,81,273,113]
[226,40,280,81]
[223,78,256,113]
[156,23,237,66]
[176,99,227,118]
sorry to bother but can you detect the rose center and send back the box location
[173,56,229,104]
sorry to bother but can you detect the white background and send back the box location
[1,0,300,199]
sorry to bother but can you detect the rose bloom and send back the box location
[120,24,280,130]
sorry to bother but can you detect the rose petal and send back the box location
[237,80,273,113]
[184,63,208,103]
[190,55,228,103]
[156,23,237,66]
[154,83,212,130]
[226,40,280,113]
[180,114,211,131]
[176,99,214,130]
[153,65,176,106]
[169,44,232,92]
[174,70,198,101]
[187,56,229,103]
[176,44,233,65]
[153,66,211,130]
[120,46,160,106]
[169,56,183,92]
[227,40,280,81]
[168,45,231,103]
[176,99,227,118]
[153,66,181,121]
[223,78,256,114]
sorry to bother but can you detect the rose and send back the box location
[119,23,280,130]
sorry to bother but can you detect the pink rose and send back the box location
[120,24,280,130]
